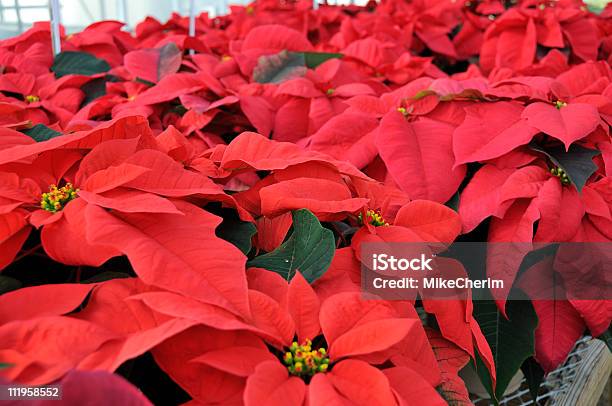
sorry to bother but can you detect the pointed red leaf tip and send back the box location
[327,359,397,405]
[244,360,306,406]
[377,112,465,203]
[394,200,461,243]
[287,272,321,343]
[384,367,447,406]
[0,283,94,324]
[319,292,415,360]
[84,200,251,318]
[521,102,602,150]
[453,101,540,166]
[533,300,586,372]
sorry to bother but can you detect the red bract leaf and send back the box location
[394,200,461,243]
[308,374,353,405]
[243,360,306,406]
[0,211,29,270]
[190,346,276,377]
[569,300,612,337]
[453,102,540,165]
[132,73,205,106]
[124,43,182,84]
[378,112,465,203]
[242,25,313,52]
[287,272,321,343]
[0,283,94,324]
[384,367,447,406]
[81,163,150,194]
[328,359,397,406]
[259,177,368,221]
[41,199,121,266]
[521,102,602,150]
[247,289,295,347]
[320,292,399,346]
[533,300,586,372]
[255,213,292,253]
[330,318,417,360]
[488,200,540,313]
[84,200,251,317]
[308,112,378,169]
[0,317,118,384]
[0,116,151,165]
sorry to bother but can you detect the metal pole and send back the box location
[117,0,127,23]
[49,0,62,56]
[188,0,195,55]
[14,0,23,34]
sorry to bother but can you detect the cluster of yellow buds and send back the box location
[550,166,571,186]
[283,339,329,377]
[326,88,335,96]
[25,95,40,103]
[358,209,389,227]
[554,100,567,109]
[397,106,409,116]
[40,183,79,212]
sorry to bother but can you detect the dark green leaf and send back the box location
[473,296,538,401]
[216,215,257,255]
[247,209,335,283]
[521,356,545,402]
[253,51,307,84]
[0,362,12,370]
[445,191,460,211]
[22,124,62,142]
[303,52,343,68]
[80,76,108,106]
[52,51,110,78]
[530,143,600,192]
[135,77,156,87]
[253,51,343,84]
[0,275,21,295]
[82,271,131,284]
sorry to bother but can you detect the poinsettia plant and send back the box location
[0,0,610,404]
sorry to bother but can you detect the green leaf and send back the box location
[247,209,335,283]
[444,191,460,211]
[0,275,21,295]
[303,52,343,68]
[530,143,600,192]
[216,214,257,255]
[521,356,545,402]
[21,124,62,142]
[80,76,108,106]
[253,51,343,84]
[473,296,538,401]
[0,362,13,369]
[52,51,110,78]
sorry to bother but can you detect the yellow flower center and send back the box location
[246,5,255,14]
[554,100,567,109]
[397,106,408,116]
[284,339,329,377]
[550,166,571,186]
[326,88,335,96]
[127,95,137,101]
[359,209,389,227]
[40,183,78,212]
[25,95,40,103]
[221,54,232,62]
